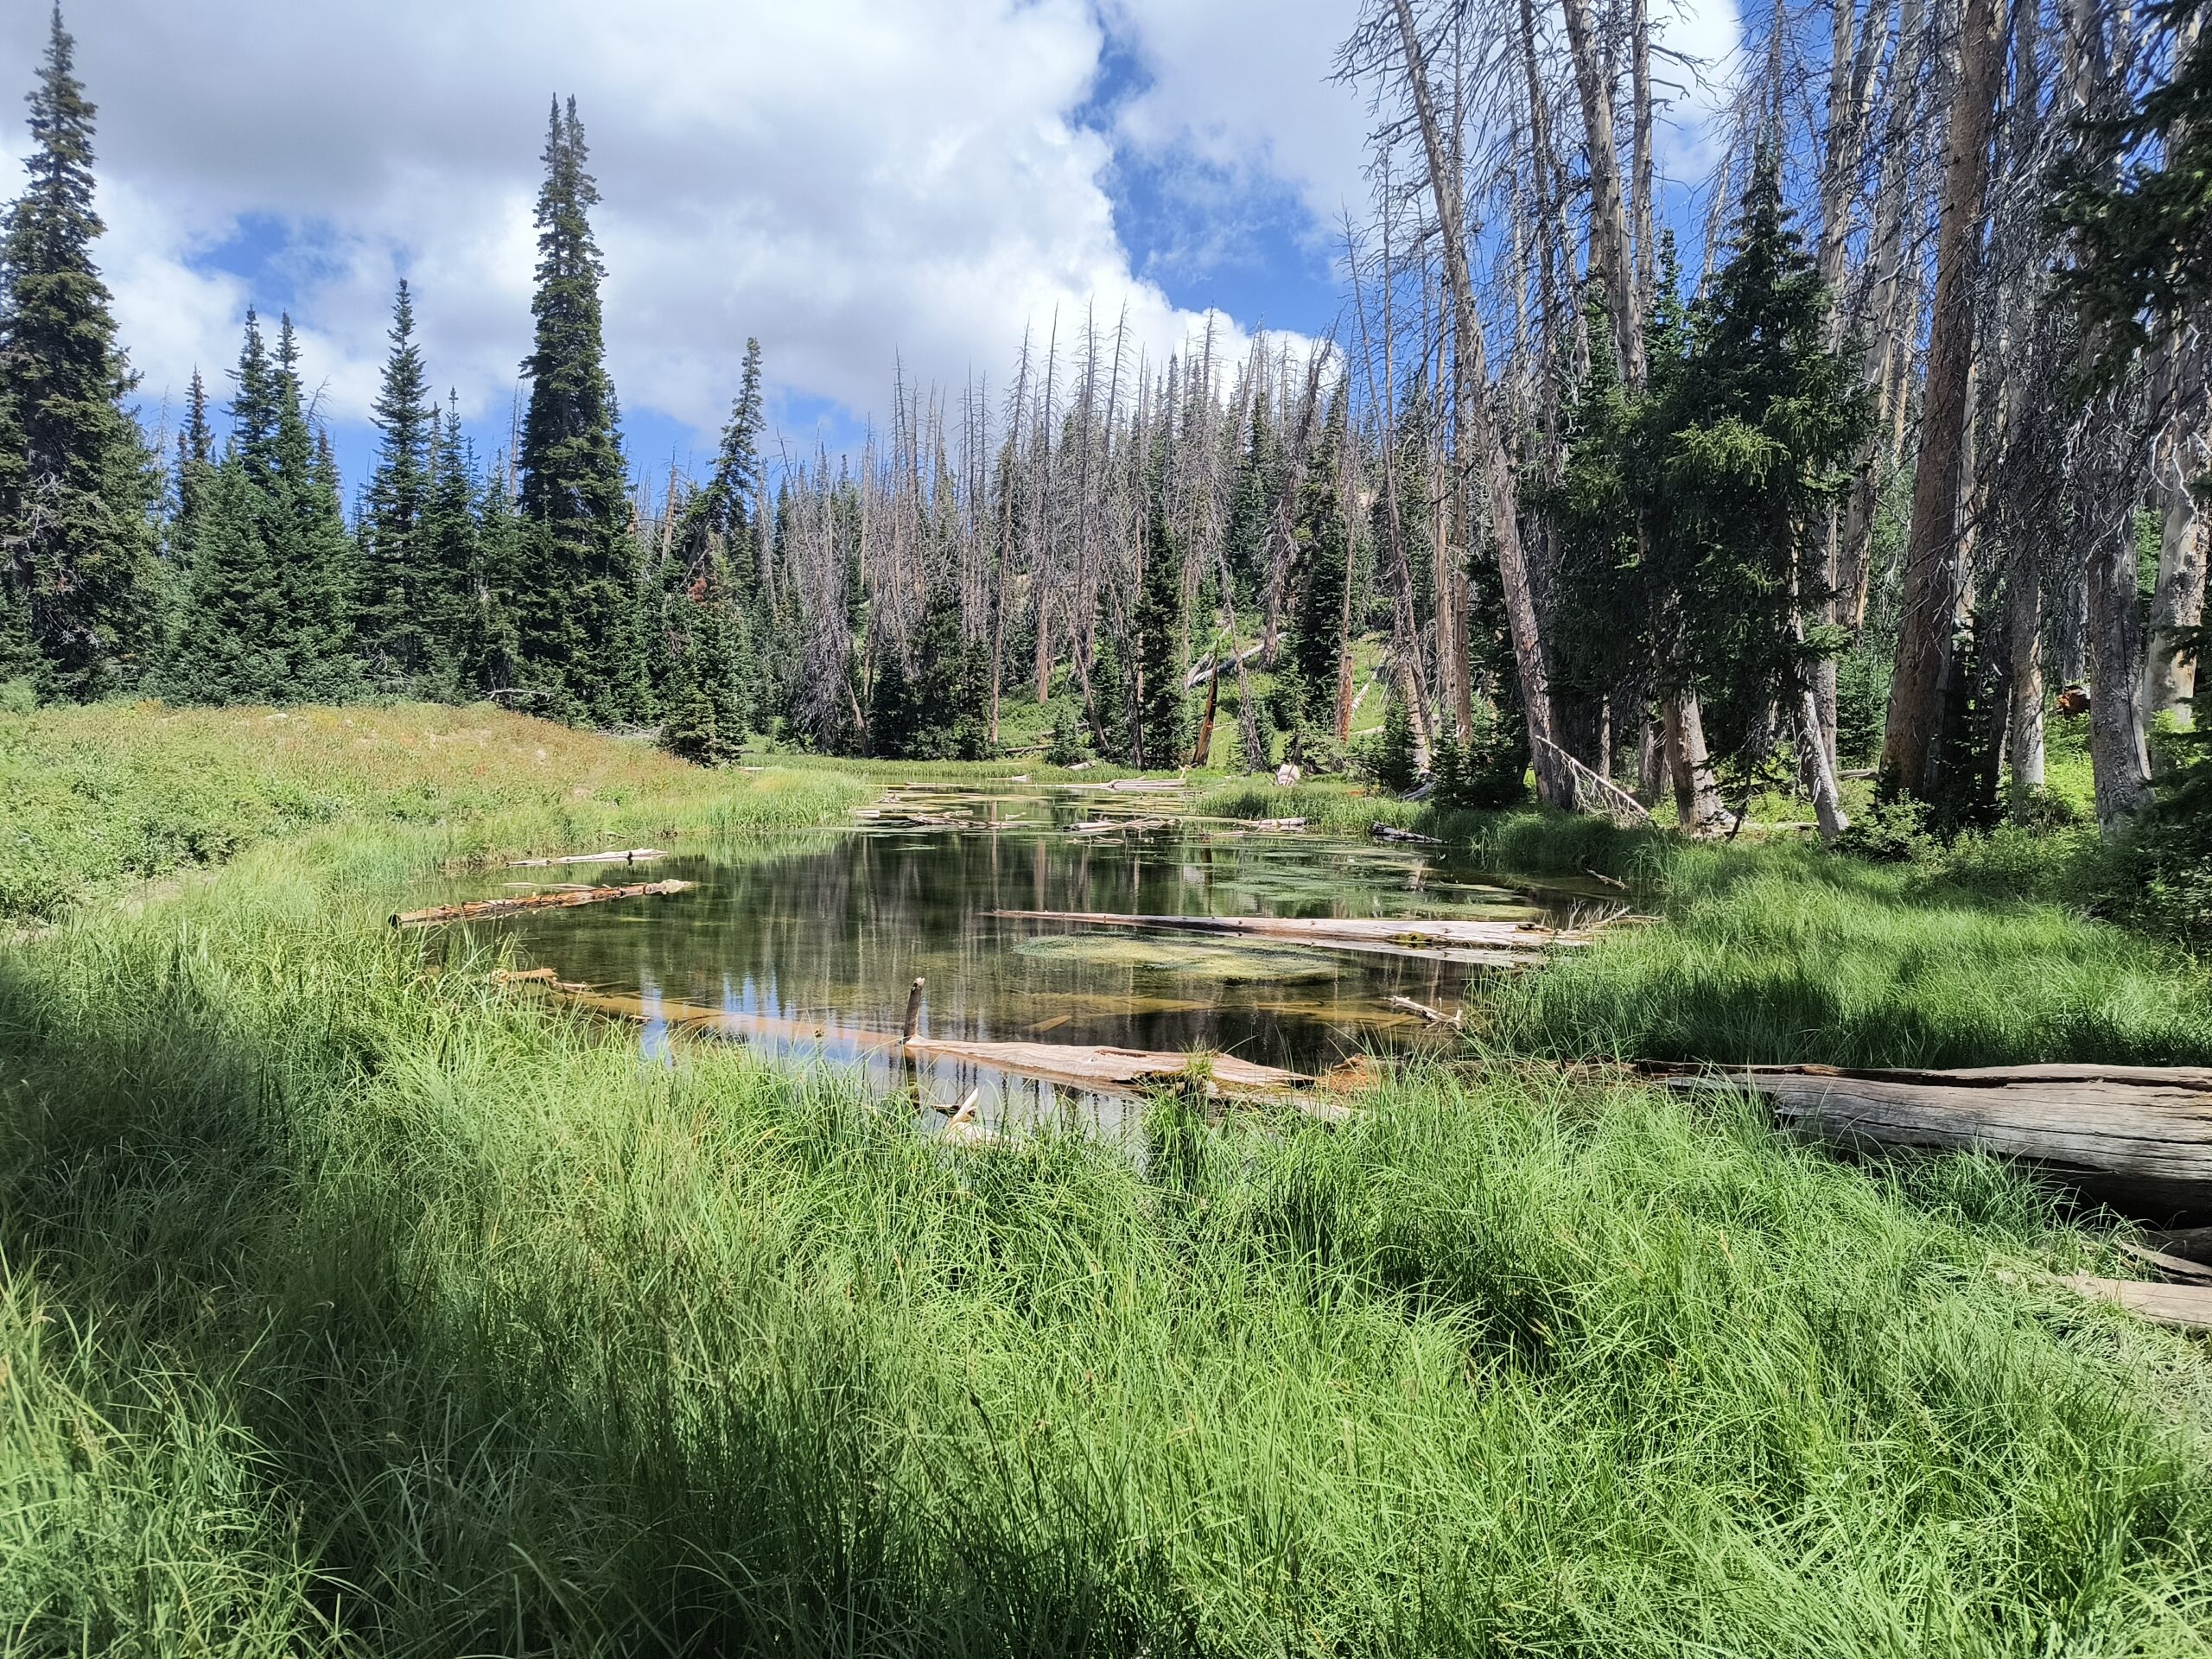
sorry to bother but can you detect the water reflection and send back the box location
[436,790,1577,1113]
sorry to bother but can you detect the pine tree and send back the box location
[171,369,214,546]
[0,6,159,698]
[359,279,433,689]
[270,315,359,699]
[1637,148,1864,777]
[417,396,482,694]
[476,455,526,696]
[516,97,635,723]
[1131,496,1188,770]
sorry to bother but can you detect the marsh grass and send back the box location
[4,831,2212,1654]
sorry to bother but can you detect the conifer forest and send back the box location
[9,0,2212,1651]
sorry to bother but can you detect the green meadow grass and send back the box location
[3,707,2209,1653]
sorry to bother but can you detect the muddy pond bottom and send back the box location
[432,794,1586,1121]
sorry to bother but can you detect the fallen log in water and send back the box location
[1067,817,1173,836]
[505,848,665,868]
[1649,1061,2212,1217]
[899,1035,1339,1113]
[1370,823,1443,846]
[392,879,694,927]
[988,907,1580,967]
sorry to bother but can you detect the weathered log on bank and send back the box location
[392,879,694,927]
[988,907,1581,967]
[1652,1062,2212,1217]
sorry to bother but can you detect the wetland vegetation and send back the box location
[7,702,2212,1654]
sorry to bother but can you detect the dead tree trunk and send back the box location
[1879,0,2006,801]
[1389,0,1570,807]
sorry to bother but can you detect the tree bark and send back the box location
[1389,0,1571,807]
[1878,0,2005,801]
[2145,381,2208,731]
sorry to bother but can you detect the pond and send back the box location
[430,785,1594,1118]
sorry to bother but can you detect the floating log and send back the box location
[1068,817,1173,836]
[1651,1062,2212,1217]
[1370,823,1444,846]
[1244,817,1309,832]
[505,848,665,868]
[987,907,1579,967]
[1107,777,1185,793]
[900,1035,1318,1105]
[391,879,694,927]
[2061,1274,2212,1330]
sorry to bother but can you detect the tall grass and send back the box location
[4,830,2210,1653]
[0,700,869,920]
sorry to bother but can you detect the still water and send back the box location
[437,786,1582,1113]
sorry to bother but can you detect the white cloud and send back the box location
[1,0,1338,452]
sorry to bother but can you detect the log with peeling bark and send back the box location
[1650,1062,2212,1217]
[988,908,1581,967]
[391,880,694,928]
[505,849,665,868]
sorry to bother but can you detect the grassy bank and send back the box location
[1197,776,2212,1070]
[0,701,870,920]
[5,707,2210,1651]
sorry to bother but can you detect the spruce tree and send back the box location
[516,97,636,723]
[417,397,482,695]
[271,315,359,698]
[1131,497,1189,770]
[0,6,159,698]
[359,279,433,688]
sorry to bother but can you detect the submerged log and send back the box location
[900,1036,1324,1108]
[1370,823,1444,845]
[988,908,1579,967]
[392,879,694,927]
[1653,1062,2212,1217]
[505,848,665,868]
[1389,995,1463,1029]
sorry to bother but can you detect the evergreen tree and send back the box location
[1286,388,1351,740]
[1638,149,1865,776]
[0,6,159,698]
[417,396,482,694]
[1131,496,1188,769]
[476,456,526,696]
[171,368,214,546]
[359,279,433,688]
[1224,391,1276,601]
[272,316,359,699]
[516,97,635,723]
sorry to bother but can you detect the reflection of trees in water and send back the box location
[520,830,1478,1072]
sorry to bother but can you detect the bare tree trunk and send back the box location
[1560,0,1643,385]
[2145,378,2208,730]
[1389,0,1570,805]
[1879,0,2005,800]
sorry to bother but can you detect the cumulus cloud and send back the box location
[0,0,1323,451]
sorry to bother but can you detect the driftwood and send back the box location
[1243,817,1309,832]
[392,880,694,928]
[1107,777,1185,793]
[988,908,1579,967]
[1653,1062,2212,1217]
[1370,823,1443,846]
[506,848,665,868]
[1068,817,1173,836]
